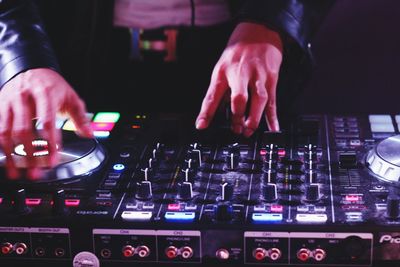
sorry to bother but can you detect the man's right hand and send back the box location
[0,68,93,180]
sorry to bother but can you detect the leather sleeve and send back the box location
[237,0,335,53]
[0,0,59,89]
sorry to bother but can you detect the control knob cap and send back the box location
[135,181,152,200]
[261,183,278,202]
[13,189,28,214]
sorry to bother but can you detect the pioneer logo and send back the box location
[379,234,400,243]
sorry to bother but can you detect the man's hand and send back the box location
[196,22,283,136]
[0,68,93,179]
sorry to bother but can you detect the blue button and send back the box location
[164,212,195,221]
[113,164,125,171]
[252,213,283,222]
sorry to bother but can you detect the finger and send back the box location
[227,70,249,135]
[64,90,93,138]
[244,78,268,137]
[34,90,61,167]
[196,66,228,129]
[11,93,40,179]
[0,105,19,179]
[264,74,280,132]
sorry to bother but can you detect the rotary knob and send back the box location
[225,152,240,170]
[264,144,279,162]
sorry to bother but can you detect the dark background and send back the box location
[294,0,400,115]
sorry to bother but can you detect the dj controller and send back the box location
[1,112,400,266]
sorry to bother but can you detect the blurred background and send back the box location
[295,0,400,115]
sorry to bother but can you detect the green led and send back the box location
[93,112,120,123]
[142,40,151,50]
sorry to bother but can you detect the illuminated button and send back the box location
[36,117,67,129]
[370,123,395,133]
[0,197,2,204]
[142,203,155,209]
[270,204,283,213]
[164,212,195,221]
[104,180,117,187]
[91,122,115,131]
[96,191,112,198]
[62,113,94,131]
[25,198,42,206]
[253,205,266,212]
[184,204,197,211]
[108,172,122,179]
[345,195,361,202]
[168,203,181,211]
[93,131,110,138]
[297,206,309,212]
[93,112,120,123]
[121,211,152,221]
[65,199,80,207]
[296,214,327,223]
[350,139,361,146]
[369,115,392,124]
[126,203,139,209]
[314,206,327,212]
[113,163,125,171]
[62,119,76,131]
[252,213,283,222]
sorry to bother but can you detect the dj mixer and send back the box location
[1,112,400,266]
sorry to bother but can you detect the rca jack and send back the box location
[268,248,282,261]
[122,245,135,258]
[253,248,268,261]
[137,245,150,258]
[165,246,178,259]
[180,246,193,259]
[297,248,311,262]
[1,242,13,255]
[14,243,28,255]
[313,248,327,262]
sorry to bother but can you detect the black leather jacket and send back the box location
[0,0,334,91]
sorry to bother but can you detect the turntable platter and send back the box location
[366,135,400,183]
[0,131,106,182]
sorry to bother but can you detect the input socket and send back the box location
[137,245,150,258]
[297,248,311,262]
[313,248,326,262]
[34,247,45,257]
[1,242,13,255]
[180,246,193,259]
[54,247,66,257]
[165,246,178,259]
[14,242,28,255]
[100,248,112,258]
[267,248,282,261]
[253,248,268,261]
[122,245,135,258]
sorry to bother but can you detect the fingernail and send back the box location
[196,118,208,129]
[232,124,243,134]
[243,128,254,137]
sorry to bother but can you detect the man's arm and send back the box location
[196,0,335,136]
[237,0,335,55]
[0,0,92,179]
[0,0,59,87]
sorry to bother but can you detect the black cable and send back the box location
[190,0,195,27]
